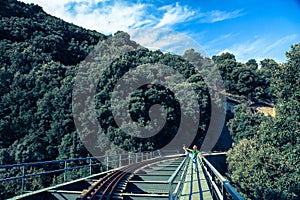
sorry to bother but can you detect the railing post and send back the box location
[210,167,215,193]
[64,161,68,182]
[141,152,143,162]
[21,165,26,194]
[119,154,122,167]
[135,153,138,163]
[222,183,227,200]
[106,156,109,171]
[114,155,117,168]
[89,157,92,176]
[168,181,173,199]
[128,153,131,165]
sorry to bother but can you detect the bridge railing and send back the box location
[0,156,103,194]
[0,151,161,195]
[168,155,190,199]
[157,149,180,156]
[199,155,244,200]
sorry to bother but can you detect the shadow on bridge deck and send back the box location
[180,158,212,200]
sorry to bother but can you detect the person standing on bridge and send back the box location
[183,145,200,172]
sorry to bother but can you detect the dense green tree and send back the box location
[245,58,258,70]
[182,48,204,68]
[256,58,279,100]
[212,52,274,100]
[91,42,210,152]
[0,0,106,197]
[227,104,265,143]
[227,43,300,199]
[272,44,300,102]
[58,132,89,160]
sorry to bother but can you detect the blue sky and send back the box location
[20,0,300,63]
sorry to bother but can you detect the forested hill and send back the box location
[0,0,299,199]
[0,0,106,161]
[0,0,106,67]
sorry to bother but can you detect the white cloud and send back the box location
[129,28,208,56]
[155,3,198,28]
[19,0,149,34]
[19,0,260,61]
[262,34,297,55]
[216,34,298,63]
[19,0,201,34]
[19,0,217,55]
[66,2,150,34]
[201,9,244,23]
[217,38,267,62]
[205,33,233,48]
[19,0,246,41]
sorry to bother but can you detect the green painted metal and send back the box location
[9,152,244,200]
[200,156,245,200]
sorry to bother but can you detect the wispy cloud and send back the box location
[262,34,297,55]
[67,2,151,34]
[20,0,200,34]
[201,9,244,23]
[218,38,264,61]
[155,3,198,28]
[20,0,247,61]
[216,34,298,63]
[20,0,243,35]
[129,28,208,56]
[204,33,233,48]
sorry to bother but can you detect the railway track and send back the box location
[11,154,184,200]
[79,155,182,200]
[10,152,244,200]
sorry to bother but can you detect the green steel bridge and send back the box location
[1,150,244,200]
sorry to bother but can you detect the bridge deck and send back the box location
[180,158,213,200]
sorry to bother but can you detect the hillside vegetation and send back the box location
[227,44,300,199]
[0,0,299,199]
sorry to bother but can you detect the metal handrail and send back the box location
[172,157,190,199]
[0,152,161,170]
[200,156,244,200]
[0,156,102,169]
[168,155,190,199]
[0,157,102,182]
[0,151,161,195]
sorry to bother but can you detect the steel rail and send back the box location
[80,158,144,200]
[80,158,147,199]
[102,165,135,199]
[80,155,182,200]
[105,155,183,199]
[83,158,160,199]
[103,156,169,199]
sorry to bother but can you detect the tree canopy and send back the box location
[0,0,299,199]
[227,43,300,199]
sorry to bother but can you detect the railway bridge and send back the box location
[1,150,244,200]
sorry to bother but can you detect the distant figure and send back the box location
[183,145,200,172]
